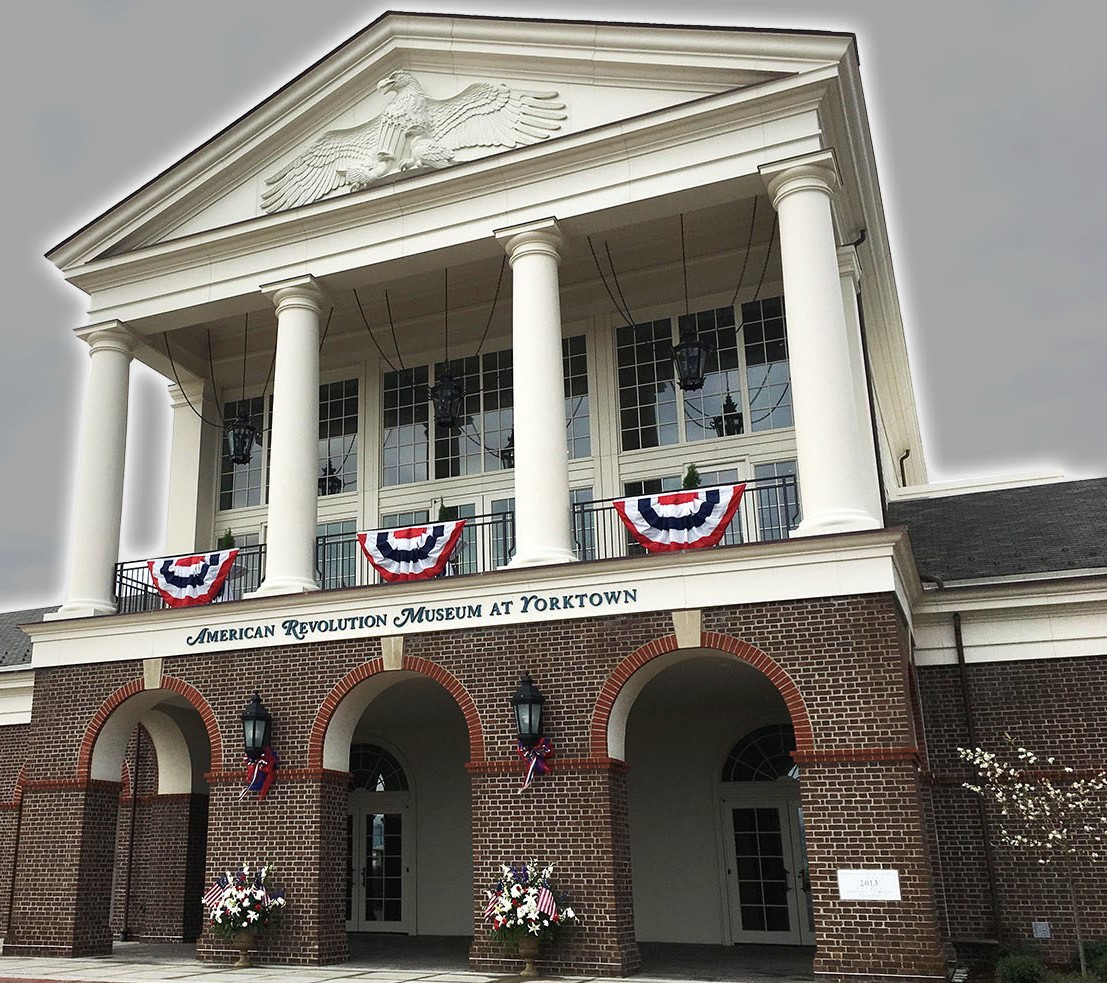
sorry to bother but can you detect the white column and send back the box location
[252,275,325,595]
[164,378,218,554]
[495,218,578,567]
[51,323,134,618]
[837,246,885,523]
[760,151,881,535]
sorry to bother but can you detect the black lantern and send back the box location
[225,411,259,465]
[512,673,545,748]
[500,431,515,470]
[672,320,711,392]
[241,691,272,762]
[430,369,465,429]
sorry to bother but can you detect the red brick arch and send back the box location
[308,655,485,769]
[590,630,814,758]
[76,675,223,782]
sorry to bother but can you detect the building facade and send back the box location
[0,12,1104,982]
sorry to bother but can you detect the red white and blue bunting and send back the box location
[147,549,239,607]
[612,484,746,553]
[356,521,466,582]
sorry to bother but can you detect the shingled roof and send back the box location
[887,477,1107,582]
[0,607,52,668]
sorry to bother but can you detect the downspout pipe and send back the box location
[953,613,1002,939]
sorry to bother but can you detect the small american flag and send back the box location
[203,874,228,908]
[484,890,501,919]
[537,886,557,917]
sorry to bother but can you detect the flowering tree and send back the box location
[959,743,1107,977]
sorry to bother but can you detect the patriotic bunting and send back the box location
[517,736,554,793]
[356,521,466,582]
[148,549,239,607]
[240,746,280,802]
[613,484,746,553]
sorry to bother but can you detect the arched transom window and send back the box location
[349,743,409,791]
[722,724,798,782]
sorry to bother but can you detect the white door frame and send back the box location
[718,779,813,946]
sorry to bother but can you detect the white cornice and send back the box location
[26,529,908,669]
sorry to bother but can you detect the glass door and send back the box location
[346,791,413,932]
[720,792,813,945]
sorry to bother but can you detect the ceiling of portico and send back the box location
[162,191,782,391]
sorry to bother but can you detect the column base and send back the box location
[506,547,580,569]
[45,598,116,620]
[793,509,882,537]
[246,577,320,598]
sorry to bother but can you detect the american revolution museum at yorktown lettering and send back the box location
[184,586,640,649]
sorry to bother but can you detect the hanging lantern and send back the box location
[672,321,711,392]
[500,431,515,469]
[241,691,272,762]
[430,369,464,429]
[225,411,259,465]
[512,673,545,748]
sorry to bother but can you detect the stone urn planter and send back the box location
[517,935,540,977]
[232,928,255,969]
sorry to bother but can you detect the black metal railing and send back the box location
[111,475,798,612]
[114,544,267,614]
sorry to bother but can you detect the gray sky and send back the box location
[2,1,1104,609]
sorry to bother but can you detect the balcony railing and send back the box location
[112,475,798,613]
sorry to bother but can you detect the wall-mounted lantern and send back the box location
[241,691,272,762]
[512,673,545,748]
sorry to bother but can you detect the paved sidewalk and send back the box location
[0,940,815,983]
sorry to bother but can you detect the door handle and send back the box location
[361,866,367,887]
[800,868,811,892]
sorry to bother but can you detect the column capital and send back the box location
[494,217,563,265]
[837,244,862,288]
[77,320,135,358]
[167,377,209,410]
[760,149,842,208]
[260,274,326,316]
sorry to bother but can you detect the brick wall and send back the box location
[918,655,1107,966]
[0,723,27,940]
[9,593,952,978]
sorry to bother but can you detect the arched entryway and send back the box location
[316,666,477,941]
[83,680,217,944]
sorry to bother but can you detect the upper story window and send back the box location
[318,380,358,496]
[382,337,590,487]
[218,380,358,511]
[616,297,790,452]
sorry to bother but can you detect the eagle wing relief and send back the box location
[260,115,384,214]
[414,82,567,169]
[259,73,567,213]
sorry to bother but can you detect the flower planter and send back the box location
[232,928,254,969]
[517,935,539,977]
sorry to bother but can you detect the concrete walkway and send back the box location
[0,939,815,983]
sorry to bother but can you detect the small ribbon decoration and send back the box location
[517,737,554,793]
[240,745,280,801]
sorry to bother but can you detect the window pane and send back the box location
[616,318,678,451]
[382,366,429,486]
[433,356,482,479]
[754,460,801,541]
[316,519,357,589]
[218,397,265,510]
[563,335,591,459]
[319,380,358,496]
[742,297,792,432]
[481,349,514,472]
[682,306,745,442]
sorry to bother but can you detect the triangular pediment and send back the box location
[49,13,852,269]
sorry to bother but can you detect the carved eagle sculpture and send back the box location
[260,70,567,214]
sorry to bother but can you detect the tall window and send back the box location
[219,381,359,510]
[219,396,265,510]
[382,337,589,486]
[318,380,358,496]
[382,367,429,487]
[616,298,791,452]
[754,460,801,540]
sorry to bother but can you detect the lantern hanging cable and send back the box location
[605,241,640,329]
[317,306,335,353]
[586,235,636,328]
[161,332,225,428]
[384,291,405,371]
[681,213,690,317]
[354,288,400,373]
[729,197,759,309]
[472,255,507,358]
[206,330,223,414]
[443,268,449,363]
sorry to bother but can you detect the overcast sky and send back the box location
[2,1,1104,610]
